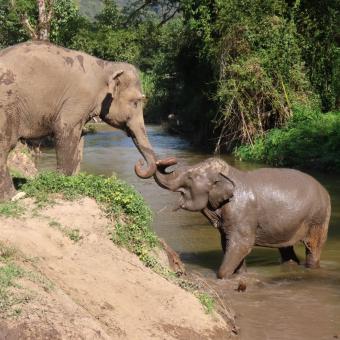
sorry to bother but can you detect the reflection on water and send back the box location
[36,124,340,339]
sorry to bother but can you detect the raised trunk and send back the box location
[131,127,157,179]
[154,157,182,191]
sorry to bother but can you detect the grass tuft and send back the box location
[0,202,25,218]
[65,228,83,243]
[197,292,215,314]
[0,241,52,315]
[0,242,17,261]
[48,220,83,243]
[0,262,26,314]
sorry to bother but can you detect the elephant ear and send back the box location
[208,172,235,210]
[108,70,124,95]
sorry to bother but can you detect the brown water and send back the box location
[36,124,340,339]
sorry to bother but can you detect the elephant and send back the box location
[0,41,159,201]
[155,157,331,279]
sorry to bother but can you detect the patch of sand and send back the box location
[0,198,231,339]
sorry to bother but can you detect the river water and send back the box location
[36,124,340,340]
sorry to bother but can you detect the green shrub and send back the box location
[235,107,340,171]
[197,292,215,314]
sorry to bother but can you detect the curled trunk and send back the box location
[154,157,182,191]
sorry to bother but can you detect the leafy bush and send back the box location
[50,0,87,46]
[234,107,340,171]
[71,27,140,64]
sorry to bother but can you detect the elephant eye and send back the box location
[131,100,139,108]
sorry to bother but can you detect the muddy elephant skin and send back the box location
[155,158,331,279]
[0,41,157,201]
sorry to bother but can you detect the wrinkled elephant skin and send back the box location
[155,158,331,279]
[0,41,158,201]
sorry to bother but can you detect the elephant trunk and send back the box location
[130,126,157,178]
[154,157,182,191]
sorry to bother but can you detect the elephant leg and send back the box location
[234,258,247,274]
[304,222,328,269]
[0,111,18,201]
[55,125,83,175]
[279,246,300,265]
[304,243,321,269]
[218,227,227,253]
[218,228,247,274]
[0,142,16,201]
[217,233,253,279]
[74,135,84,174]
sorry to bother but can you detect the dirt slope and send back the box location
[0,198,231,339]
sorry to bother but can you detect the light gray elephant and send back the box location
[155,157,331,279]
[0,41,159,201]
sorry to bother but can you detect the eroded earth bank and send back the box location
[0,197,232,339]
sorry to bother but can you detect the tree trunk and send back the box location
[37,0,53,41]
[19,0,53,41]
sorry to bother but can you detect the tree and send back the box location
[294,0,340,111]
[0,0,85,47]
[18,0,54,40]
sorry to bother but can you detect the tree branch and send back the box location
[21,13,38,40]
[123,0,154,26]
[158,6,179,27]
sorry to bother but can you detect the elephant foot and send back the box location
[305,256,320,269]
[0,178,17,202]
[305,263,320,269]
[217,270,229,280]
[217,267,235,280]
[281,259,300,267]
[0,187,17,202]
[280,259,301,273]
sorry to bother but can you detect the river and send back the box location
[36,124,340,340]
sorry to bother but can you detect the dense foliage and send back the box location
[0,0,339,170]
[0,0,84,47]
[235,107,340,171]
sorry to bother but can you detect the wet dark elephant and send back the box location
[0,41,160,201]
[155,157,331,279]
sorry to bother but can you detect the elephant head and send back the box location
[155,158,235,211]
[100,63,156,178]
